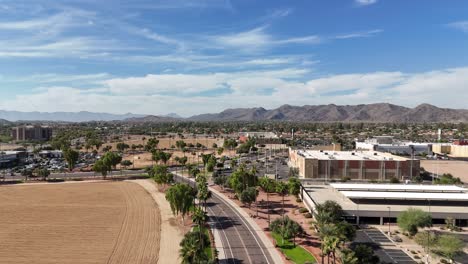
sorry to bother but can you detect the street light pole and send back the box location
[387,206,391,235]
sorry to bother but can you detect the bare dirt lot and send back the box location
[421,160,468,183]
[0,181,161,264]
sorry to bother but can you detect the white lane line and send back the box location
[213,192,271,264]
[213,198,253,264]
[207,206,228,261]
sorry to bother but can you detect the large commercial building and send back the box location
[289,149,420,181]
[355,136,432,156]
[301,183,468,226]
[433,140,468,158]
[0,151,27,168]
[11,125,52,141]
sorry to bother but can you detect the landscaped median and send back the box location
[272,232,317,264]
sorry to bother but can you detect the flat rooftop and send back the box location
[330,183,466,193]
[297,150,409,161]
[303,184,468,217]
[340,191,468,201]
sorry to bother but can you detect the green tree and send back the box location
[196,174,211,209]
[35,167,50,181]
[165,183,195,224]
[116,142,130,153]
[239,187,258,209]
[102,151,122,171]
[288,177,301,198]
[339,249,358,264]
[435,234,464,262]
[276,181,288,217]
[93,159,110,179]
[353,244,379,264]
[192,207,208,229]
[270,216,304,246]
[120,160,132,169]
[414,231,437,252]
[179,230,209,264]
[63,148,79,172]
[397,208,432,236]
[149,165,173,187]
[258,176,277,225]
[145,138,159,152]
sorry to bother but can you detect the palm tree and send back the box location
[276,181,288,217]
[259,177,276,225]
[192,207,208,228]
[179,232,208,264]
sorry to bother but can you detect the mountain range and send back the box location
[1,103,468,123]
[188,103,468,122]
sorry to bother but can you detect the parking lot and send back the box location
[356,228,417,264]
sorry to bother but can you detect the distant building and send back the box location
[0,151,27,168]
[289,149,419,181]
[355,136,432,156]
[11,125,52,141]
[433,141,468,158]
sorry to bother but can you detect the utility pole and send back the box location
[387,206,391,235]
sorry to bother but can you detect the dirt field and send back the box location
[0,181,161,264]
[421,160,468,183]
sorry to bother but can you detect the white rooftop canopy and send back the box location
[340,191,468,201]
[330,183,466,193]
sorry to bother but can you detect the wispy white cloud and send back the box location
[355,0,378,6]
[211,26,321,52]
[334,29,383,39]
[448,21,468,33]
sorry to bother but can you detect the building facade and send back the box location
[290,149,420,181]
[11,125,52,141]
[355,136,432,156]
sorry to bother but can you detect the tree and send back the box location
[414,231,437,252]
[102,151,122,171]
[145,138,159,152]
[179,230,209,264]
[353,244,379,264]
[276,181,288,216]
[120,160,132,169]
[397,208,432,236]
[165,183,195,224]
[36,167,50,181]
[339,249,358,264]
[435,234,464,262]
[192,207,208,229]
[270,216,304,246]
[314,201,343,225]
[93,159,110,179]
[21,169,33,181]
[116,142,130,153]
[150,165,173,187]
[196,174,211,209]
[288,177,301,198]
[239,187,258,208]
[217,147,224,155]
[63,148,79,172]
[258,176,276,225]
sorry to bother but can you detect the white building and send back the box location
[356,136,432,156]
[301,183,468,226]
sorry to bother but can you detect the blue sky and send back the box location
[0,0,467,116]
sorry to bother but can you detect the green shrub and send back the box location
[299,208,309,214]
[296,198,302,203]
[304,213,312,218]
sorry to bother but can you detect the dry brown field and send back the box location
[102,135,224,151]
[0,181,161,264]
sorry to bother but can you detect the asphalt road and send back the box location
[173,173,275,264]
